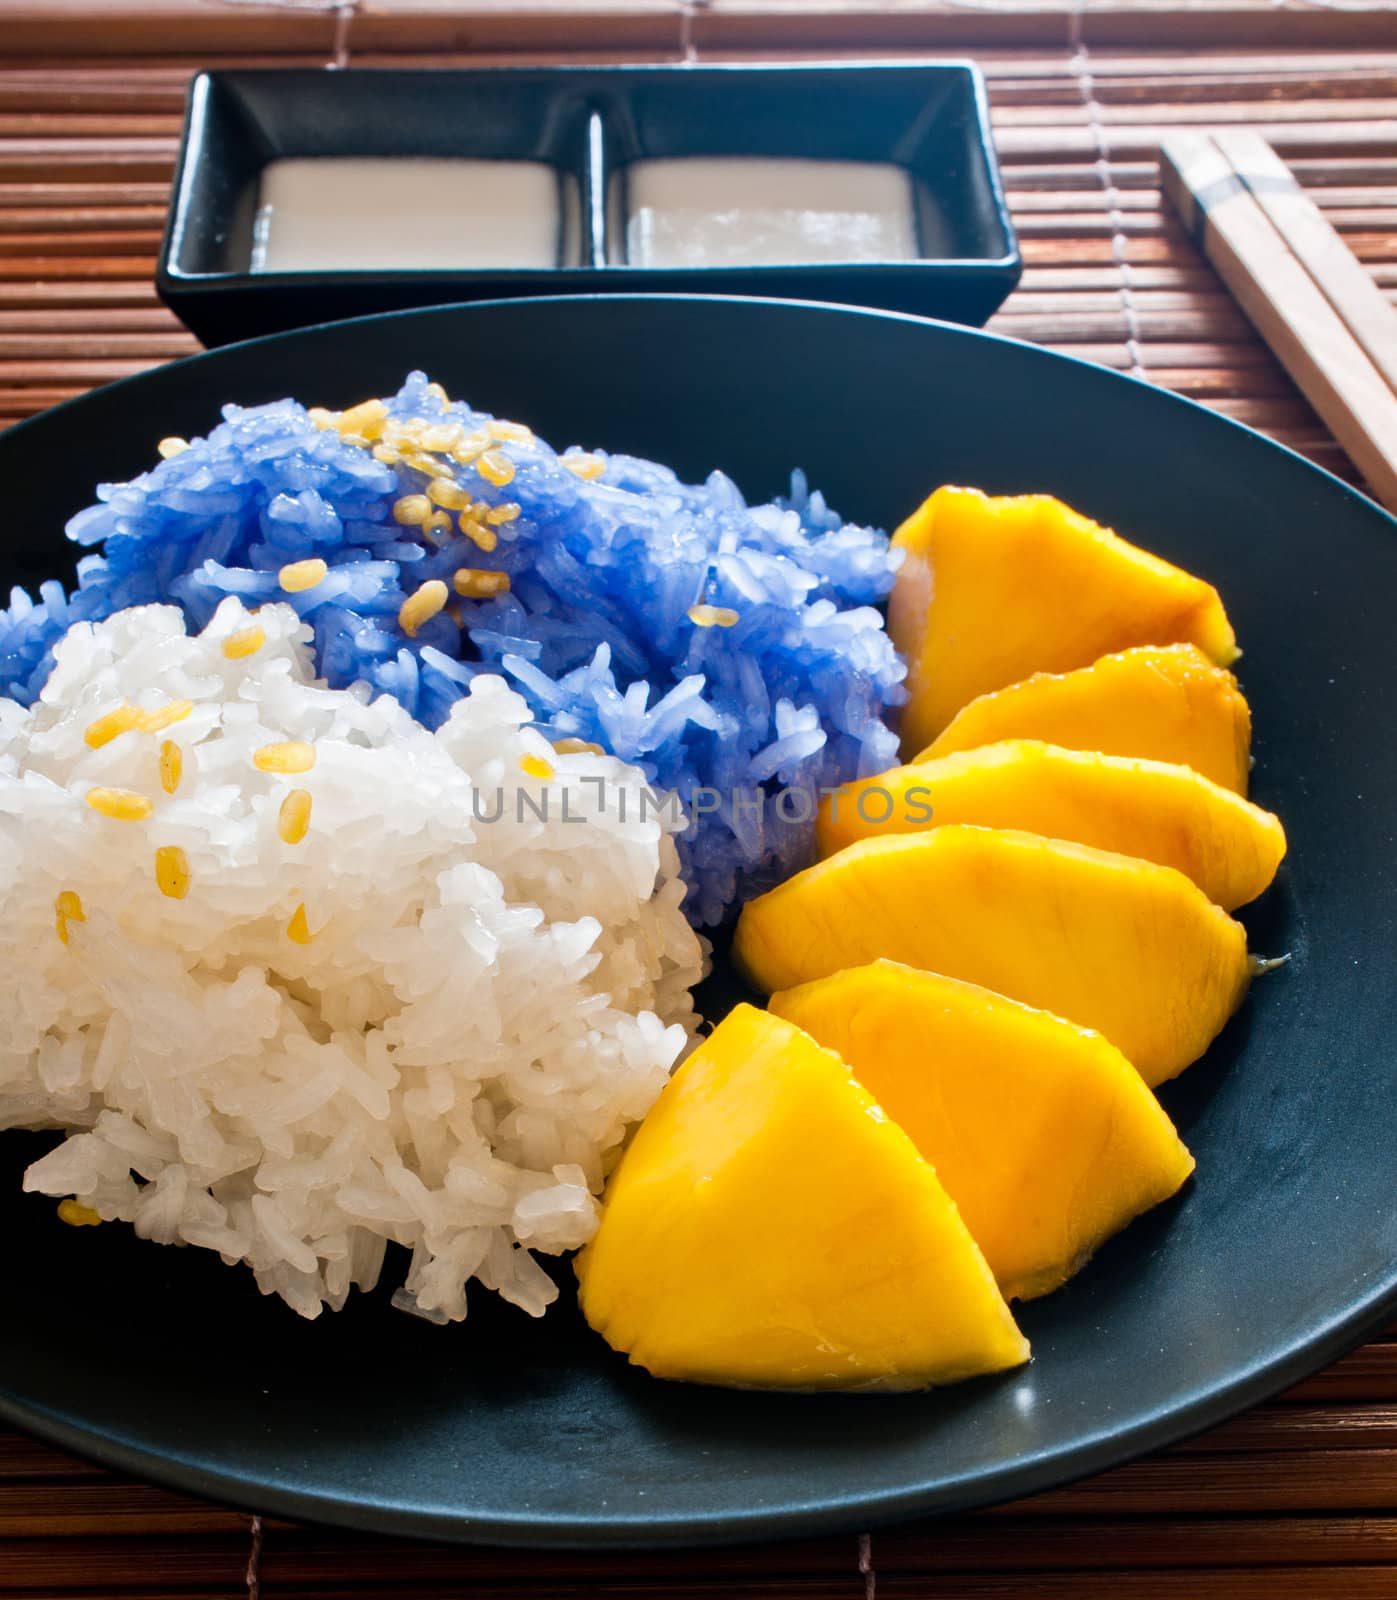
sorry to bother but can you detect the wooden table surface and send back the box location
[0,5,1395,1596]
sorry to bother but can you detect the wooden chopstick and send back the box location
[1160,132,1397,514]
[1211,129,1397,401]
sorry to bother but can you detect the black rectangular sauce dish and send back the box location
[158,63,1021,347]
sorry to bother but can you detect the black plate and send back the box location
[1,296,1394,1548]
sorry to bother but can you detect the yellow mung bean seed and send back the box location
[336,398,388,441]
[253,741,316,775]
[452,430,490,465]
[279,558,328,593]
[399,579,448,638]
[393,493,432,527]
[460,517,497,552]
[222,625,266,660]
[687,604,740,628]
[477,449,515,488]
[140,700,192,734]
[426,476,471,511]
[278,788,312,845]
[84,703,142,749]
[418,423,464,453]
[55,889,85,946]
[155,845,190,900]
[453,568,511,600]
[159,739,182,795]
[488,419,533,444]
[85,787,154,821]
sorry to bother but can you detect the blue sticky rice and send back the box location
[0,372,905,926]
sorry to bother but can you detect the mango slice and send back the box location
[921,644,1252,795]
[733,825,1252,1084]
[770,961,1196,1301]
[888,487,1240,753]
[817,740,1285,910]
[575,1004,1029,1391]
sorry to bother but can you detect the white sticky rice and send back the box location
[0,599,705,1320]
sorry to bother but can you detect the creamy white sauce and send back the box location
[618,158,920,269]
[250,158,563,273]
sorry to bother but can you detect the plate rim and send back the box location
[4,290,1395,537]
[2,292,1395,1548]
[2,1286,1393,1548]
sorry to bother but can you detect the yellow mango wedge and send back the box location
[575,1004,1029,1391]
[733,825,1253,1085]
[921,643,1252,795]
[817,740,1285,910]
[889,487,1240,753]
[770,961,1196,1302]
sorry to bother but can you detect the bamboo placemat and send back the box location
[1,8,1395,1596]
